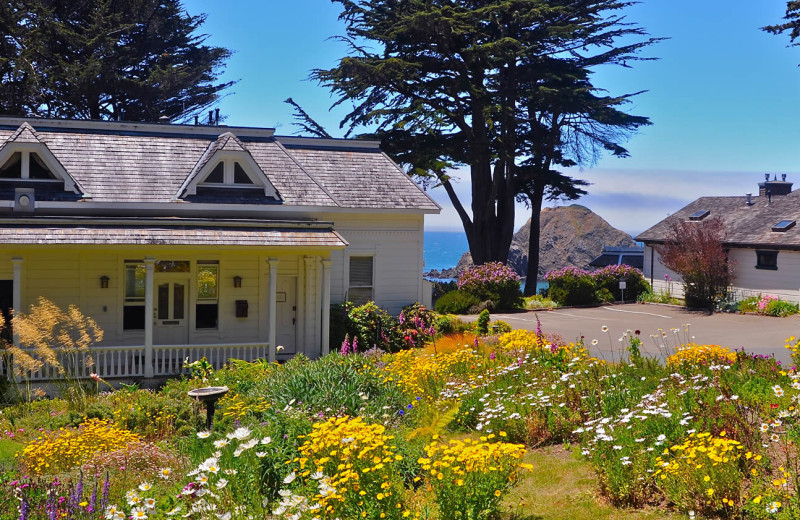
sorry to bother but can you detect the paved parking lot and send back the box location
[487,304,800,366]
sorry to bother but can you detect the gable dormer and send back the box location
[178,132,280,200]
[0,123,83,194]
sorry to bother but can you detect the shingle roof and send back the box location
[0,218,348,248]
[636,191,800,249]
[0,118,439,212]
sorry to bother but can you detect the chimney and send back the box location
[208,111,214,125]
[215,108,220,126]
[759,174,793,197]
[746,193,752,205]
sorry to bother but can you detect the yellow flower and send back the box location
[494,490,502,497]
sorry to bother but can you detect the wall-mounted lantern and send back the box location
[233,276,242,288]
[100,275,110,289]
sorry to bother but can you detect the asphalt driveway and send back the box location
[486,304,800,366]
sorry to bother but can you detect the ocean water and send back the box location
[423,230,469,272]
[424,230,547,293]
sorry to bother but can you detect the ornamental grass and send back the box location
[17,418,140,475]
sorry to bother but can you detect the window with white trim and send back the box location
[200,159,256,187]
[196,262,219,329]
[0,151,57,180]
[348,256,374,305]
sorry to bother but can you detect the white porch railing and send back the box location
[0,343,270,382]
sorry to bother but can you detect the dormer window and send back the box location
[0,151,57,180]
[199,159,256,187]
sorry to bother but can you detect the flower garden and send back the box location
[6,293,800,518]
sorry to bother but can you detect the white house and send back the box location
[0,117,439,380]
[636,174,800,303]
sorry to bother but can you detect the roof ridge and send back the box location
[5,122,43,145]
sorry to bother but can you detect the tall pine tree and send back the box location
[315,0,658,271]
[0,0,233,122]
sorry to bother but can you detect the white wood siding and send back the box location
[728,248,800,303]
[643,245,685,298]
[324,213,425,314]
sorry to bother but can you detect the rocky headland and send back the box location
[424,205,637,280]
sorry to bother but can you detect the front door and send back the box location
[275,275,297,354]
[0,280,12,344]
[154,274,189,345]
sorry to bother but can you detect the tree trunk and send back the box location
[524,185,545,297]
[465,91,516,266]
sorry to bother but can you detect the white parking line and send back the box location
[601,307,673,319]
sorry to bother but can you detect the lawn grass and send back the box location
[502,445,683,520]
[0,438,22,462]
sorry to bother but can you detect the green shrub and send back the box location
[592,264,650,302]
[457,262,523,311]
[637,289,682,305]
[547,265,649,306]
[434,313,474,334]
[545,267,597,306]
[476,309,490,335]
[489,320,512,334]
[249,353,407,423]
[523,295,559,310]
[435,290,480,314]
[595,287,614,303]
[764,298,798,317]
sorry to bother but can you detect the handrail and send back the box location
[1,343,271,382]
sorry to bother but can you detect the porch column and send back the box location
[144,257,155,378]
[304,256,315,355]
[11,257,23,347]
[321,259,332,356]
[267,258,278,363]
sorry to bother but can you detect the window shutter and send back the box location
[349,257,373,287]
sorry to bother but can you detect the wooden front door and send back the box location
[154,274,189,345]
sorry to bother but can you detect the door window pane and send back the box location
[158,284,169,320]
[174,283,185,320]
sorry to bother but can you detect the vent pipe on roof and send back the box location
[783,174,787,181]
[766,173,770,181]
[746,193,752,206]
[215,108,220,126]
[194,115,199,125]
[208,111,213,125]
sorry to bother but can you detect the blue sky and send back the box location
[185,0,800,236]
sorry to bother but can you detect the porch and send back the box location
[0,342,270,382]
